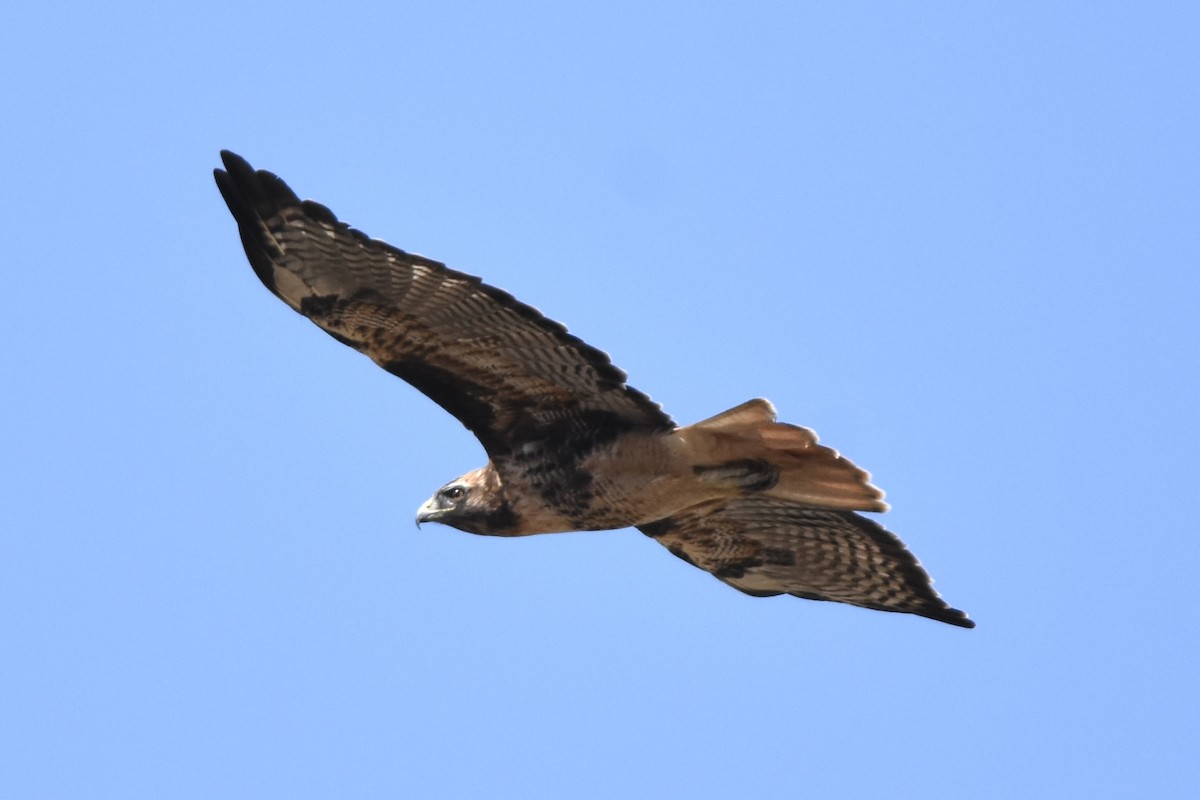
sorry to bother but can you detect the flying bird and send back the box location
[214,151,974,628]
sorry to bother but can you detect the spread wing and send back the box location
[639,497,974,628]
[214,151,673,457]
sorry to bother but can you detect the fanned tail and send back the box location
[677,398,888,512]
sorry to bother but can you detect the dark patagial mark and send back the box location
[637,517,678,539]
[296,294,371,350]
[789,590,831,602]
[381,359,499,447]
[506,408,636,449]
[667,544,698,567]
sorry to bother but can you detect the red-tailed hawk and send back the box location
[215,151,974,628]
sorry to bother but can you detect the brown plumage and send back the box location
[215,151,974,628]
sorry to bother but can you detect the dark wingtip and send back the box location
[219,149,251,173]
[214,150,302,215]
[214,151,309,296]
[926,606,976,629]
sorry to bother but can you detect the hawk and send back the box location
[215,151,974,628]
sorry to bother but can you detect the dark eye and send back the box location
[442,486,465,500]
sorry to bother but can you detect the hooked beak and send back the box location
[415,497,442,527]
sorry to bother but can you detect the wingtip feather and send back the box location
[928,608,976,628]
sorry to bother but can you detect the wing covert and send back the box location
[215,151,673,456]
[639,497,974,628]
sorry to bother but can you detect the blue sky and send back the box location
[2,1,1197,797]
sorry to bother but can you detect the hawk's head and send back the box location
[415,465,518,536]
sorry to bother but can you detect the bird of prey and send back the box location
[214,151,974,628]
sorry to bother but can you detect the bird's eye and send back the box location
[442,486,465,500]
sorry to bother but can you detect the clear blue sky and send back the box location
[2,2,1197,797]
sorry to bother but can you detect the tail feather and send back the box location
[679,399,888,513]
[690,398,779,431]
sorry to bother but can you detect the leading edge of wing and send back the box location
[213,151,675,453]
